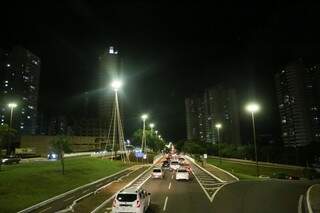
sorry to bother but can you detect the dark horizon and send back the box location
[2,1,320,141]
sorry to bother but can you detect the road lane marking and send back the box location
[168,182,171,190]
[63,196,75,202]
[38,206,52,213]
[163,196,168,211]
[171,174,174,179]
[298,194,303,213]
[82,189,90,194]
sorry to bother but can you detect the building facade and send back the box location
[0,46,40,134]
[275,61,320,147]
[185,84,241,144]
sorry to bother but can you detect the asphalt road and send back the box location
[104,159,318,213]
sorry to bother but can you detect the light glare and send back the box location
[246,102,260,113]
[8,103,17,108]
[111,80,122,91]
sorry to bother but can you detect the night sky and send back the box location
[1,1,320,141]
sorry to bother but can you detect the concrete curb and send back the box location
[306,184,320,213]
[17,166,136,213]
[206,163,240,181]
[90,165,154,213]
[90,155,163,213]
[184,155,225,183]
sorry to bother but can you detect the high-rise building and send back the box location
[0,46,40,134]
[185,84,241,144]
[275,61,320,147]
[97,46,121,137]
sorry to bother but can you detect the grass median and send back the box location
[0,157,131,213]
[207,157,304,180]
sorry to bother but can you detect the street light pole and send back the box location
[246,102,260,177]
[8,103,17,128]
[215,123,222,165]
[141,114,148,152]
[251,111,259,177]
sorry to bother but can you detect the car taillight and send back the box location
[136,199,141,208]
[113,199,117,207]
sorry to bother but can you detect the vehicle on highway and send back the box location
[47,152,59,160]
[152,168,164,179]
[180,163,192,174]
[112,187,151,213]
[175,168,190,181]
[170,160,180,171]
[162,160,170,169]
[1,155,21,164]
[178,157,185,163]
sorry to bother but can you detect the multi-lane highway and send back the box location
[25,155,318,213]
[99,157,316,213]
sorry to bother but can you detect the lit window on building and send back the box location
[22,97,28,101]
[30,85,35,90]
[6,64,10,67]
[20,126,24,129]
[27,116,31,119]
[28,105,34,109]
[282,119,286,124]
[281,70,285,73]
[4,84,8,87]
[4,80,8,83]
[283,132,288,136]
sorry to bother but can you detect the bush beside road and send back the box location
[0,157,130,212]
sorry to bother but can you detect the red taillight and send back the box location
[136,199,141,208]
[113,199,117,207]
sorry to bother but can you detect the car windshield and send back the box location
[153,169,161,172]
[178,169,188,173]
[171,161,179,165]
[117,193,137,202]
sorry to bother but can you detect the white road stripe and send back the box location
[82,189,90,194]
[171,175,174,179]
[298,194,303,213]
[38,206,52,213]
[168,182,171,190]
[63,195,75,202]
[163,196,168,211]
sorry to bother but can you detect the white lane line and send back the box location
[171,174,174,179]
[38,206,52,213]
[163,196,168,211]
[298,194,303,213]
[63,195,75,202]
[192,170,212,202]
[168,182,171,190]
[82,189,90,194]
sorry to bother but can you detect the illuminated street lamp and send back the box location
[8,103,17,128]
[155,130,158,135]
[111,80,122,91]
[149,123,155,132]
[141,114,148,152]
[108,80,129,162]
[246,102,260,177]
[215,123,222,165]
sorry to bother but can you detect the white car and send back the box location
[175,168,190,181]
[152,168,164,179]
[170,160,180,171]
[112,187,151,213]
